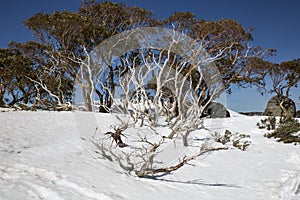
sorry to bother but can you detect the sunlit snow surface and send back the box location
[0,109,299,200]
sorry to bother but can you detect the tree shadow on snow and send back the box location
[146,176,241,188]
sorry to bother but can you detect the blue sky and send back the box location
[0,0,299,112]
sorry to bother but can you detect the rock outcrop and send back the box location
[203,102,230,118]
[263,95,296,117]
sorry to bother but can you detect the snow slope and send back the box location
[0,110,299,200]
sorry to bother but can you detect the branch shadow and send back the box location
[146,176,241,188]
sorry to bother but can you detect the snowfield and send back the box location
[0,110,299,200]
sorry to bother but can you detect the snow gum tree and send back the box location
[0,1,276,111]
[267,59,300,118]
[22,1,155,111]
[0,46,35,107]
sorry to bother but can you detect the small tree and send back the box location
[267,59,300,118]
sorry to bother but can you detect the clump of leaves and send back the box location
[265,117,300,144]
[256,116,276,130]
[213,130,251,151]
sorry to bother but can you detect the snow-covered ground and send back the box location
[0,110,299,200]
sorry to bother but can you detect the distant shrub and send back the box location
[265,117,300,144]
[256,116,276,130]
[214,129,231,145]
[213,130,251,151]
[232,134,251,151]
